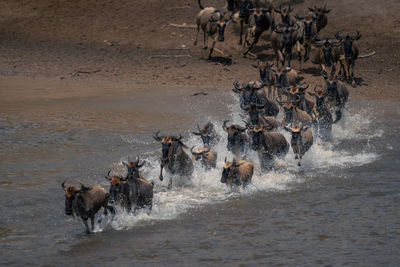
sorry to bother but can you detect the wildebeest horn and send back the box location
[352,30,361,40]
[288,5,293,13]
[78,181,89,192]
[237,125,247,132]
[224,156,227,163]
[122,161,129,168]
[233,79,244,91]
[105,169,112,180]
[203,147,210,154]
[137,157,145,168]
[308,7,315,12]
[290,23,300,31]
[322,73,329,80]
[153,130,163,141]
[274,5,282,13]
[252,81,264,90]
[61,181,66,189]
[241,103,250,111]
[335,31,345,40]
[190,146,198,156]
[323,4,330,13]
[247,3,256,11]
[222,120,229,131]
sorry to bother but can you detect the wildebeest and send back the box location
[121,159,154,210]
[241,102,278,131]
[105,174,132,211]
[278,101,313,127]
[308,4,330,32]
[270,65,298,100]
[194,0,231,59]
[273,5,296,26]
[295,13,318,64]
[323,73,349,123]
[308,86,333,140]
[233,79,279,117]
[243,7,271,54]
[335,30,361,83]
[271,23,300,67]
[221,158,254,187]
[222,120,248,156]
[192,122,220,147]
[191,146,217,169]
[283,83,314,115]
[62,181,110,233]
[153,132,194,189]
[247,124,289,170]
[310,37,341,74]
[284,125,313,166]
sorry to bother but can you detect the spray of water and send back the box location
[94,96,379,232]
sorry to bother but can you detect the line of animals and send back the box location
[62,0,357,233]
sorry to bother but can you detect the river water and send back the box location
[0,85,399,266]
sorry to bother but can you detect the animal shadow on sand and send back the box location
[301,67,322,76]
[206,56,233,66]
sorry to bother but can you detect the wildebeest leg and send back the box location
[334,109,342,123]
[90,215,95,232]
[83,219,91,234]
[244,30,261,55]
[167,176,173,190]
[208,39,217,60]
[297,156,302,166]
[203,30,208,50]
[239,19,244,45]
[193,24,200,46]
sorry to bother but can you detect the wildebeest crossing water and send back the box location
[0,87,398,265]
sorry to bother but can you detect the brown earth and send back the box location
[0,0,399,119]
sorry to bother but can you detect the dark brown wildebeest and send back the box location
[121,159,154,210]
[294,13,318,65]
[308,86,333,141]
[242,6,271,54]
[191,146,217,169]
[194,0,231,60]
[283,83,314,115]
[105,174,132,211]
[247,124,289,171]
[62,181,110,233]
[278,101,312,127]
[308,4,331,32]
[222,120,248,157]
[335,30,361,84]
[153,132,194,189]
[271,23,300,67]
[284,125,313,166]
[273,5,296,26]
[322,73,349,123]
[310,37,341,74]
[241,102,278,131]
[192,122,220,148]
[221,158,254,187]
[233,79,279,117]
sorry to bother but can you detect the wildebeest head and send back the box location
[192,122,217,147]
[61,181,89,216]
[247,124,267,151]
[252,60,271,83]
[314,38,340,66]
[104,170,127,203]
[274,5,294,25]
[232,79,264,106]
[336,30,361,58]
[276,24,299,54]
[285,125,308,146]
[209,10,231,42]
[277,100,294,125]
[271,65,290,87]
[222,120,247,152]
[309,5,330,29]
[191,146,211,161]
[122,157,145,180]
[241,100,266,126]
[308,86,328,109]
[221,158,243,184]
[295,13,316,39]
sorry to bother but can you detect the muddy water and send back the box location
[0,81,399,265]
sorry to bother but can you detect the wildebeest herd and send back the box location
[63,0,362,233]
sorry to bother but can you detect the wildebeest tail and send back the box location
[198,0,204,10]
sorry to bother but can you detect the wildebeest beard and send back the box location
[344,41,353,58]
[65,196,74,215]
[250,131,261,151]
[323,47,332,66]
[304,22,313,39]
[284,108,293,124]
[161,143,175,168]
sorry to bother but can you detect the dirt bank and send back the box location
[0,0,399,102]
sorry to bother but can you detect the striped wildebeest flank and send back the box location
[277,100,313,127]
[221,158,254,187]
[121,159,154,211]
[308,86,333,141]
[222,120,248,157]
[241,102,278,131]
[153,131,194,189]
[192,122,220,148]
[335,30,361,84]
[310,37,341,75]
[191,146,218,170]
[308,4,331,32]
[233,79,279,117]
[62,181,111,233]
[271,23,301,68]
[247,124,289,171]
[284,125,314,166]
[194,0,232,60]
